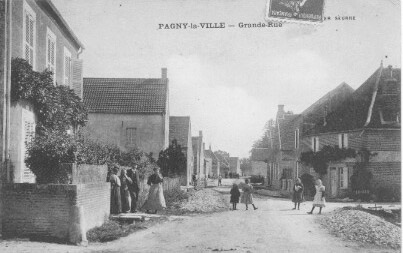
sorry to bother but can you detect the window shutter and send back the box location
[71,59,83,97]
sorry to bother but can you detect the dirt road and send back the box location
[0,189,398,253]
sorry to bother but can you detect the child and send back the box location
[292,177,304,210]
[230,183,241,210]
[241,179,258,210]
[307,179,325,214]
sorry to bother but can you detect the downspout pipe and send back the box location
[4,0,12,182]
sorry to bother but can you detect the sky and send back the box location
[52,0,401,158]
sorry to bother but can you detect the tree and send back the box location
[240,158,252,175]
[157,139,187,177]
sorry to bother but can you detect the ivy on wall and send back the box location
[300,145,356,175]
[11,58,87,131]
[11,58,87,183]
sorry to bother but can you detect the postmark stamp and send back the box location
[266,0,326,23]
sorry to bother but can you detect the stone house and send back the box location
[169,116,193,186]
[192,131,205,179]
[300,65,401,198]
[83,69,169,159]
[249,148,269,177]
[266,82,354,192]
[204,145,215,178]
[214,152,229,177]
[4,0,84,183]
[229,157,241,175]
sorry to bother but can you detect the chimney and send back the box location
[161,68,167,79]
[209,144,212,151]
[199,130,202,137]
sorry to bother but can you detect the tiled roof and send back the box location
[204,149,215,159]
[169,116,190,148]
[309,66,401,134]
[251,148,269,162]
[83,78,168,114]
[276,114,301,151]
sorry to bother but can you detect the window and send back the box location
[294,129,299,149]
[338,167,348,189]
[23,2,36,69]
[312,137,319,152]
[64,47,72,86]
[126,127,136,145]
[46,28,56,84]
[338,133,348,148]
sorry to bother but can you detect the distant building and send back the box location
[192,131,205,178]
[169,116,193,186]
[204,145,216,178]
[250,148,269,177]
[229,157,241,175]
[83,69,169,159]
[6,0,84,183]
[214,152,229,177]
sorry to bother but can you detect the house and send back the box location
[214,152,229,177]
[204,145,216,178]
[266,82,354,191]
[249,148,269,177]
[83,68,169,159]
[229,157,241,175]
[4,0,84,183]
[301,64,401,198]
[205,145,220,178]
[192,131,205,178]
[169,116,193,186]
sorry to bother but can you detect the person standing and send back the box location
[292,177,304,210]
[241,179,258,210]
[218,175,222,186]
[109,166,122,214]
[142,167,166,214]
[230,183,241,210]
[127,165,141,213]
[120,169,132,213]
[307,179,326,214]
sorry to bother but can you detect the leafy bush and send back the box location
[25,129,76,184]
[300,145,356,175]
[157,139,186,177]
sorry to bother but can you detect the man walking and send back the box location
[127,165,141,213]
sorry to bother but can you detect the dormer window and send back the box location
[379,110,400,125]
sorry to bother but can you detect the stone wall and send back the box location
[2,183,110,243]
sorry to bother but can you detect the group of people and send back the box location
[229,177,326,214]
[229,179,258,210]
[292,177,326,214]
[109,165,166,215]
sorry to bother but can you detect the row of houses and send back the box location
[0,0,241,187]
[250,63,400,198]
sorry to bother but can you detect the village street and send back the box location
[0,185,398,253]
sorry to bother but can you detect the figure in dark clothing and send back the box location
[292,177,304,210]
[120,169,132,213]
[127,165,141,213]
[110,166,122,214]
[218,175,222,186]
[230,183,241,210]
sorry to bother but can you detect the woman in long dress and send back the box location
[120,169,132,213]
[307,179,326,214]
[292,177,304,210]
[110,166,122,214]
[142,167,166,214]
[240,179,258,210]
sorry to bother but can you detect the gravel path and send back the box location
[0,187,399,253]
